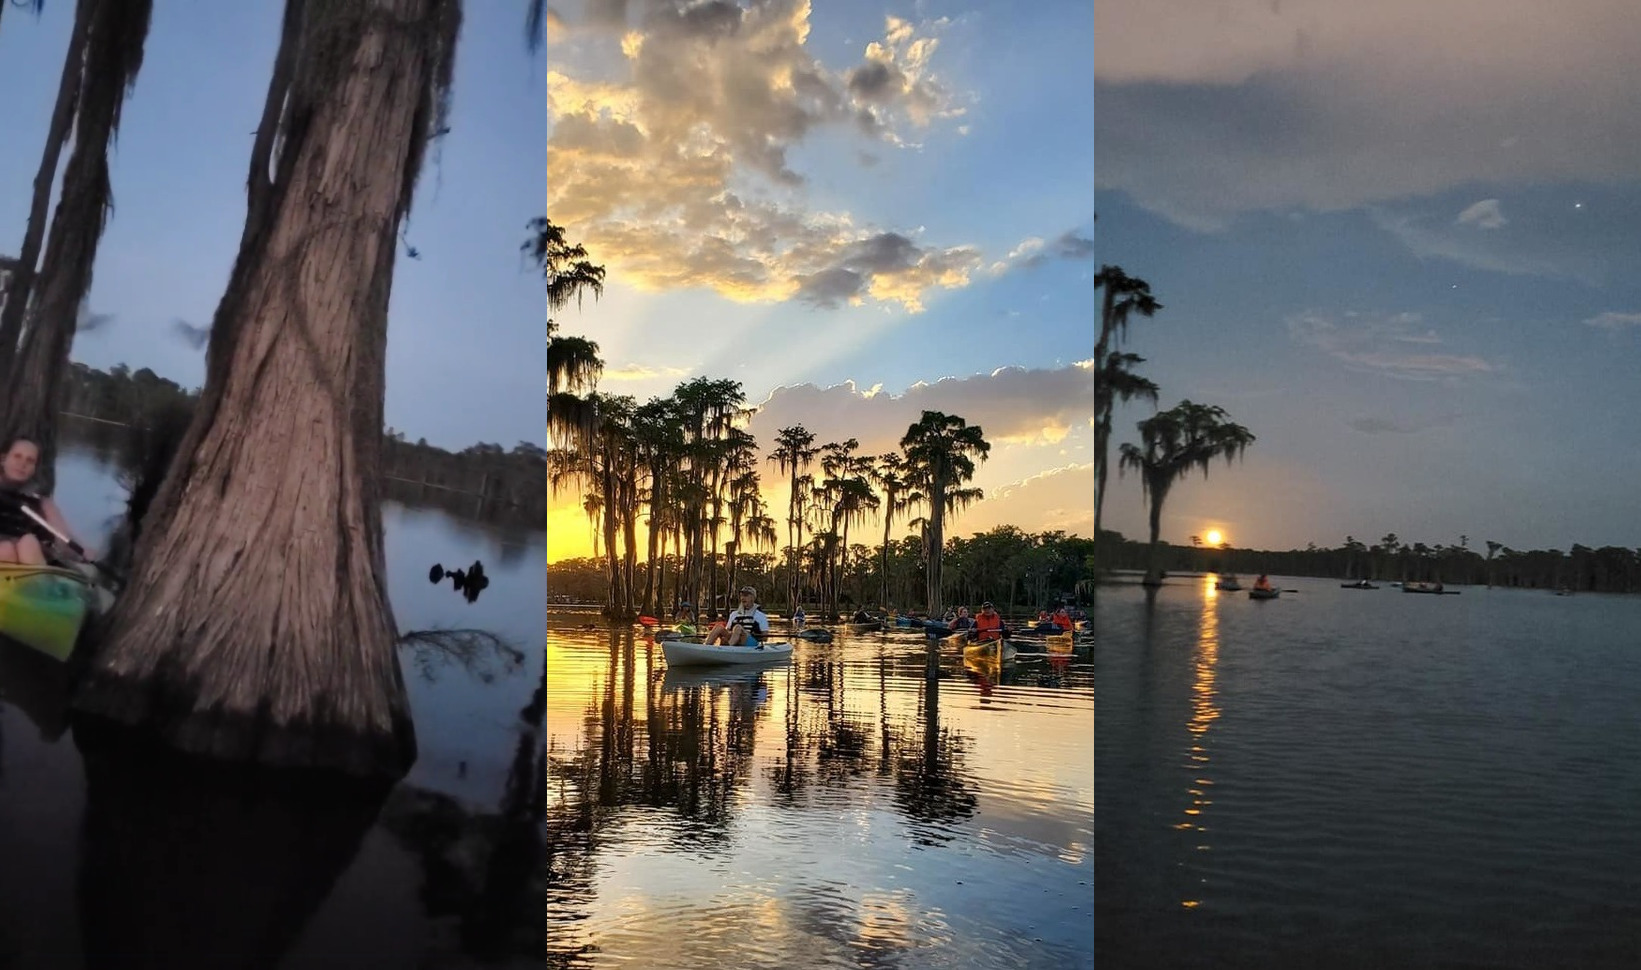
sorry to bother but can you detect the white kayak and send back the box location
[661,640,794,668]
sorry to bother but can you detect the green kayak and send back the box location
[0,563,96,661]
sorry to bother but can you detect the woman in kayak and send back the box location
[673,604,697,636]
[705,585,769,647]
[0,436,93,565]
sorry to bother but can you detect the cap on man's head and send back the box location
[982,601,994,609]
[740,586,756,595]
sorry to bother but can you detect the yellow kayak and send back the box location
[963,639,1017,664]
[0,563,96,661]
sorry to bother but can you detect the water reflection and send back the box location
[0,431,545,969]
[546,621,1066,967]
[73,726,390,970]
[1178,580,1223,909]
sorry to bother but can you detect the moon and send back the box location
[1206,529,1223,546]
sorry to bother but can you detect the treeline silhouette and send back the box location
[548,525,1095,614]
[1098,529,1641,593]
[61,361,545,524]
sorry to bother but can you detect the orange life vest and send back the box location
[975,612,1003,640]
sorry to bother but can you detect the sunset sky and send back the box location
[547,0,1095,561]
[1097,0,1641,554]
[0,2,544,451]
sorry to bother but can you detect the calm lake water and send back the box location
[0,438,545,968]
[545,614,1095,970]
[1096,576,1641,969]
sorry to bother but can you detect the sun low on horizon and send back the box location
[1205,529,1223,546]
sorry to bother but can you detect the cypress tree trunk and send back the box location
[8,0,155,494]
[0,0,93,382]
[74,0,464,777]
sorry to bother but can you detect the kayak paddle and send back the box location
[19,504,125,587]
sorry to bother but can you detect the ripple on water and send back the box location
[1097,581,1641,968]
[547,618,1094,969]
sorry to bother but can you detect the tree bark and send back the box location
[74,0,464,777]
[0,0,93,383]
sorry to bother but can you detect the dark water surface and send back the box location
[1096,576,1641,969]
[546,615,1095,969]
[0,441,544,968]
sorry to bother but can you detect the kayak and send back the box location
[0,563,96,661]
[1248,588,1280,600]
[964,639,1018,663]
[661,639,794,668]
[844,620,881,634]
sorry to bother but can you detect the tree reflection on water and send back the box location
[546,626,981,966]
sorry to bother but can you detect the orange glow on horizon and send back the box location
[1205,529,1223,546]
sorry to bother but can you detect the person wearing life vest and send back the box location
[705,585,769,648]
[974,602,1005,642]
[0,436,94,565]
[1052,606,1074,631]
[1254,574,1273,592]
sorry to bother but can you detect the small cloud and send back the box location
[1584,312,1641,331]
[1456,199,1507,230]
[602,363,693,382]
[992,228,1096,274]
[1347,413,1459,435]
[1288,311,1499,382]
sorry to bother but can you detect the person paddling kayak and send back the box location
[705,585,769,648]
[1253,574,1273,592]
[975,602,1005,642]
[0,436,94,565]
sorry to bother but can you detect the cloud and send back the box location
[547,2,989,312]
[1456,199,1507,230]
[602,363,694,381]
[543,5,567,43]
[988,228,1096,275]
[1287,311,1500,381]
[745,362,1095,458]
[1368,201,1624,286]
[1347,413,1459,435]
[1585,312,1641,330]
[792,231,983,312]
[1095,0,1641,229]
[959,463,1094,537]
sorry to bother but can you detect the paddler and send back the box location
[1254,574,1273,592]
[673,603,697,636]
[704,585,769,648]
[0,436,94,565]
[974,601,1005,642]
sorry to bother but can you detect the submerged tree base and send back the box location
[73,717,393,970]
[73,661,417,778]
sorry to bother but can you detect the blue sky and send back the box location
[1096,0,1641,554]
[546,0,1095,558]
[0,0,545,451]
